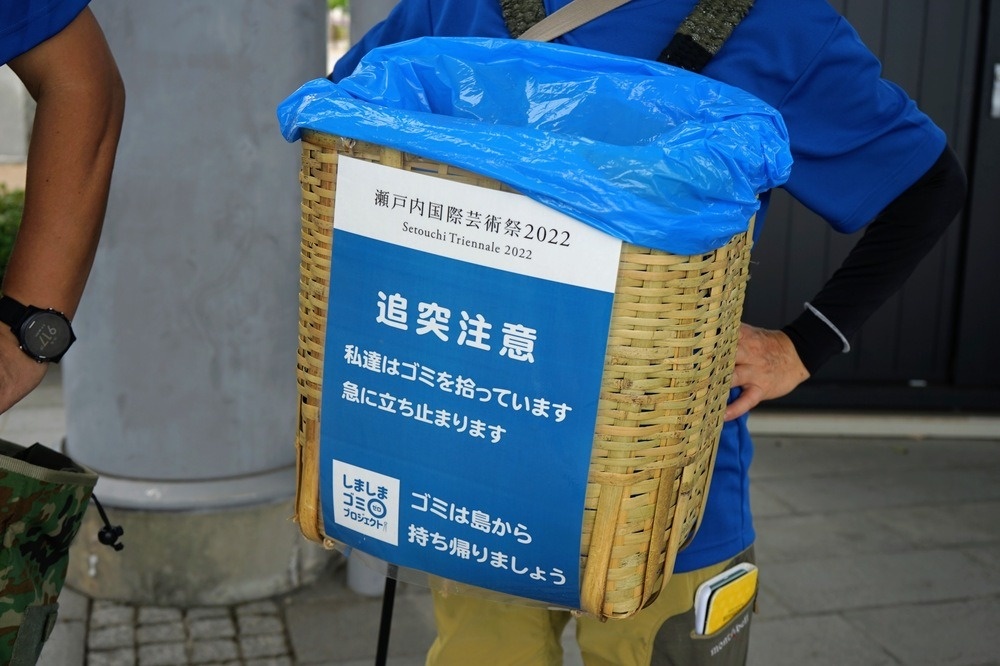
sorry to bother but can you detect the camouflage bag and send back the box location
[0,438,97,666]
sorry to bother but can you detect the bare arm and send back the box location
[0,7,125,412]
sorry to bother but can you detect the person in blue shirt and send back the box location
[333,1,967,664]
[0,1,124,413]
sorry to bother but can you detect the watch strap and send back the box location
[0,295,28,328]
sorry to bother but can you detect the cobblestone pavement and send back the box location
[86,599,294,666]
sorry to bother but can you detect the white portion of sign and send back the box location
[334,155,622,293]
[333,460,400,546]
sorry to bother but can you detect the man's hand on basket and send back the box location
[725,323,810,421]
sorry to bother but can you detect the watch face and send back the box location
[21,311,73,361]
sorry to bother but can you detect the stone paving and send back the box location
[85,599,294,666]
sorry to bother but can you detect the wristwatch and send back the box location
[0,295,76,363]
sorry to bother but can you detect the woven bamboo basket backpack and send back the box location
[293,135,754,619]
[294,0,757,619]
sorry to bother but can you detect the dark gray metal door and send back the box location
[953,0,1000,393]
[743,0,999,411]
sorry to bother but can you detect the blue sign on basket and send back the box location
[318,156,621,608]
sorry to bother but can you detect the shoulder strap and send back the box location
[658,0,755,73]
[502,0,755,73]
[503,0,634,42]
[501,0,547,38]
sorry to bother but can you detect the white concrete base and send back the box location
[67,497,331,607]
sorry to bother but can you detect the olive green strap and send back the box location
[0,439,98,487]
[658,0,756,72]
[8,604,59,666]
[500,0,547,38]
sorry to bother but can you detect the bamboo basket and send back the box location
[294,130,753,620]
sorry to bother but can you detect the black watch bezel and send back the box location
[0,295,76,363]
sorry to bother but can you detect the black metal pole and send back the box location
[374,574,397,666]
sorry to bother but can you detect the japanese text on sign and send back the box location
[377,188,573,248]
[343,343,573,421]
[376,290,538,363]
[342,381,508,443]
[333,461,400,546]
[334,156,622,292]
[406,525,566,589]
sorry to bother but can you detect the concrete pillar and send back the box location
[64,0,332,605]
[0,66,32,162]
[350,0,397,43]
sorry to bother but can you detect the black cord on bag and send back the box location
[91,494,125,551]
[5,439,125,551]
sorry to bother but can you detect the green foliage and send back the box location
[0,185,24,285]
[327,0,349,10]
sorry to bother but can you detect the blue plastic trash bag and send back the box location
[277,36,792,255]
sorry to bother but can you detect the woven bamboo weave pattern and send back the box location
[293,131,753,619]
